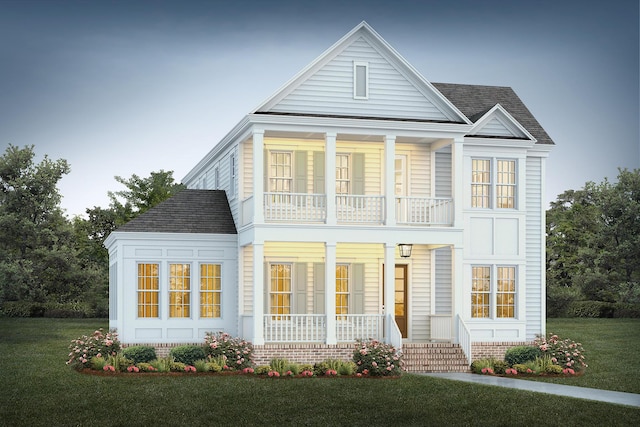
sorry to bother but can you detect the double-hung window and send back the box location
[336,154,350,195]
[336,264,350,318]
[137,263,159,318]
[269,152,292,193]
[270,263,292,319]
[471,158,517,209]
[471,265,516,319]
[169,263,190,318]
[200,263,221,318]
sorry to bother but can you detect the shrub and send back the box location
[169,345,206,366]
[107,354,133,372]
[269,358,290,375]
[353,339,402,376]
[470,358,496,374]
[170,361,187,372]
[613,303,640,318]
[534,333,587,372]
[255,365,271,375]
[90,356,107,371]
[338,361,357,376]
[66,329,121,370]
[122,346,157,364]
[504,345,541,366]
[150,357,173,373]
[204,332,254,370]
[313,359,343,376]
[568,301,615,318]
[545,364,563,374]
[492,360,509,375]
[137,363,157,372]
[193,359,210,372]
[512,364,529,374]
[206,361,222,373]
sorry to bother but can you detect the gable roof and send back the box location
[253,21,470,125]
[432,83,554,145]
[115,190,237,234]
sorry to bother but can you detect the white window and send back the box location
[471,265,517,319]
[336,154,350,195]
[270,264,292,319]
[169,263,191,318]
[471,158,517,209]
[269,151,292,193]
[336,264,349,318]
[353,61,369,99]
[496,160,516,209]
[471,159,491,208]
[200,263,221,318]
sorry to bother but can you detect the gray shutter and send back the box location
[294,151,307,193]
[264,149,269,192]
[264,263,270,314]
[313,263,325,314]
[352,263,365,314]
[313,151,325,194]
[295,263,307,314]
[352,153,365,195]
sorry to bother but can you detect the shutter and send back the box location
[294,151,307,193]
[295,263,307,314]
[313,263,325,313]
[313,151,325,194]
[352,153,365,195]
[263,149,269,192]
[264,263,270,314]
[352,264,365,314]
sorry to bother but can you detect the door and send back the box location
[383,264,409,338]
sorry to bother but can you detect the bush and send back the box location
[492,360,509,375]
[512,364,529,374]
[169,345,206,366]
[0,301,45,317]
[504,345,541,366]
[66,329,121,370]
[545,364,563,374]
[534,333,587,372]
[613,303,640,318]
[137,363,157,372]
[568,301,615,318]
[353,339,402,376]
[470,358,499,374]
[204,332,254,370]
[338,361,357,376]
[546,286,581,318]
[122,346,157,364]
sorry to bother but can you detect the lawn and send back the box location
[0,318,638,426]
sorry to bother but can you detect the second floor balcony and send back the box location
[241,192,453,227]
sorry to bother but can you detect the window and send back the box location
[269,151,292,193]
[496,267,516,318]
[471,266,490,318]
[200,263,221,318]
[471,159,491,208]
[169,263,190,318]
[336,264,349,318]
[229,155,235,198]
[353,61,368,99]
[270,264,291,318]
[496,160,516,208]
[336,154,350,194]
[137,263,159,318]
[471,265,517,319]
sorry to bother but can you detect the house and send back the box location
[104,22,553,371]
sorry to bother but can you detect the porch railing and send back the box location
[263,314,326,342]
[336,195,385,224]
[396,197,453,225]
[429,314,452,340]
[456,315,472,363]
[336,314,384,342]
[263,193,326,222]
[387,314,403,352]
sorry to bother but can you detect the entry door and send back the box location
[394,265,408,338]
[383,264,409,338]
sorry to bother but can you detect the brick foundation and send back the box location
[252,344,354,366]
[471,341,534,361]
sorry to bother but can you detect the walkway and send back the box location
[425,373,640,408]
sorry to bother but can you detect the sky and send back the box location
[1,0,638,217]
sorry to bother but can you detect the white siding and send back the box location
[525,156,543,340]
[434,246,452,315]
[474,117,516,137]
[242,245,253,315]
[269,37,449,121]
[243,138,253,198]
[411,246,431,341]
[400,144,430,197]
[434,146,452,198]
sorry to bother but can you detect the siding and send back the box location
[434,246,452,315]
[434,146,452,198]
[525,157,543,340]
[242,245,253,315]
[411,246,431,341]
[399,144,430,196]
[269,37,449,121]
[474,117,515,137]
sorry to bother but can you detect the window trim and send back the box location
[200,263,222,319]
[471,158,492,209]
[335,153,351,195]
[471,157,518,210]
[269,263,292,319]
[168,263,191,319]
[137,262,160,319]
[496,159,517,209]
[471,265,517,319]
[268,150,293,194]
[353,61,369,99]
[336,264,350,317]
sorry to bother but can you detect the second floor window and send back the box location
[471,158,517,209]
[496,160,516,208]
[471,159,491,208]
[270,152,292,193]
[336,154,350,195]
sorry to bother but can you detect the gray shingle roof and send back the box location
[115,190,237,234]
[433,83,555,145]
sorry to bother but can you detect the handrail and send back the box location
[456,315,472,364]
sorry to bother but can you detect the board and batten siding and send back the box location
[268,37,449,121]
[525,156,543,340]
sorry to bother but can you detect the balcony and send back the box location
[241,194,453,227]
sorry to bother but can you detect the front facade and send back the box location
[105,22,553,367]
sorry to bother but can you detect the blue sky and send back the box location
[1,0,638,216]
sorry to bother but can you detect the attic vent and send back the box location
[353,61,369,99]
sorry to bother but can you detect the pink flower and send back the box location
[127,366,139,373]
[242,367,254,374]
[362,369,369,376]
[371,361,377,367]
[184,365,196,372]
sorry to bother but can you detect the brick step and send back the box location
[402,343,470,373]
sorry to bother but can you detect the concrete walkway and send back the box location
[425,373,640,408]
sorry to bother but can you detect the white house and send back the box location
[105,22,553,371]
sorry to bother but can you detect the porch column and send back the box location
[325,132,337,226]
[252,242,265,345]
[452,245,464,344]
[452,137,464,228]
[383,242,396,328]
[253,129,265,224]
[384,135,396,226]
[325,241,337,344]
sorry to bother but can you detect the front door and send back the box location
[383,264,409,338]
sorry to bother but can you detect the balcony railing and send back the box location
[336,195,385,224]
[396,197,453,225]
[263,314,384,343]
[264,192,326,222]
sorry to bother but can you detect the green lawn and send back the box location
[0,318,638,426]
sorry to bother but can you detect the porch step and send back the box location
[402,343,470,373]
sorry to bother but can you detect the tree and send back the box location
[546,168,640,314]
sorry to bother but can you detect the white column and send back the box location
[452,138,464,228]
[325,132,337,226]
[252,242,265,345]
[325,241,337,344]
[384,135,396,226]
[253,129,265,224]
[452,245,464,344]
[383,243,396,344]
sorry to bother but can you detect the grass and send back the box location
[0,319,639,426]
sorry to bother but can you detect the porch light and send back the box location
[398,244,413,258]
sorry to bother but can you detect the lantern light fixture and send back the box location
[398,243,413,258]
